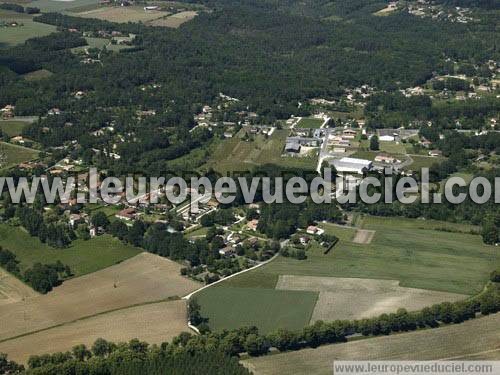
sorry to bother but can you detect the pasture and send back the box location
[243,313,500,375]
[0,141,39,169]
[197,216,499,333]
[0,121,28,137]
[0,225,141,276]
[0,252,200,341]
[205,129,317,174]
[406,155,445,170]
[379,141,406,154]
[296,117,324,129]
[76,6,169,23]
[0,299,190,363]
[0,10,56,47]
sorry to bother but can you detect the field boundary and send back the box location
[0,297,181,344]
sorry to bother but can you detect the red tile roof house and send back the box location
[115,207,137,221]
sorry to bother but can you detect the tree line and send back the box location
[1,273,499,373]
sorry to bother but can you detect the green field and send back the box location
[296,118,324,129]
[318,223,356,242]
[0,224,141,276]
[197,216,499,332]
[28,0,99,12]
[379,141,406,154]
[196,286,318,334]
[184,226,209,239]
[0,141,39,168]
[205,129,317,174]
[407,155,445,170]
[0,10,56,47]
[0,121,28,137]
[71,37,132,53]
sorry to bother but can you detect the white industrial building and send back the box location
[330,157,372,175]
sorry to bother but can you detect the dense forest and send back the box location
[0,0,498,177]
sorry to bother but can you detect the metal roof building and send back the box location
[330,157,372,175]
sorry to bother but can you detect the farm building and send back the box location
[286,136,320,147]
[285,142,301,153]
[429,150,443,157]
[219,246,235,257]
[247,219,259,231]
[342,128,357,139]
[379,135,395,142]
[116,207,137,221]
[330,157,372,175]
[375,154,398,164]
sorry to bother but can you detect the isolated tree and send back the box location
[370,135,379,151]
[91,211,110,229]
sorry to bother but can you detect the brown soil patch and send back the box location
[0,299,189,363]
[276,275,466,321]
[352,229,375,244]
[0,268,38,306]
[0,252,200,341]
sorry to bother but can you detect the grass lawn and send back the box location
[71,37,132,53]
[197,216,498,333]
[0,121,28,138]
[350,150,377,161]
[379,141,406,154]
[407,155,445,170]
[205,129,316,174]
[0,224,141,276]
[196,286,318,334]
[0,10,56,47]
[184,226,209,239]
[296,118,324,129]
[0,141,39,168]
[318,223,356,242]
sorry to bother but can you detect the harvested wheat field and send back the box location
[0,299,189,363]
[149,11,198,28]
[0,268,38,306]
[276,275,466,322]
[77,6,169,23]
[243,313,500,375]
[0,252,200,341]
